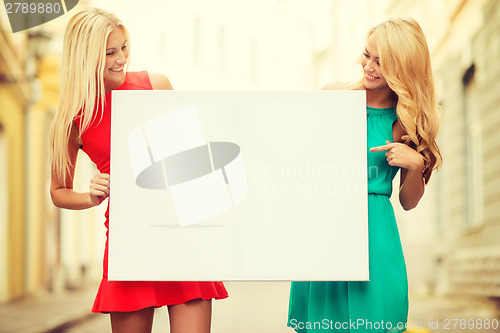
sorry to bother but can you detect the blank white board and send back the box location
[109,90,368,281]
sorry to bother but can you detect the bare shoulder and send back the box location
[149,72,173,90]
[321,81,348,90]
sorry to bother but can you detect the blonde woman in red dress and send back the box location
[49,8,227,333]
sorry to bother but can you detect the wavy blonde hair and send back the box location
[49,8,129,184]
[351,17,442,183]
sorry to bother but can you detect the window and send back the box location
[463,65,484,228]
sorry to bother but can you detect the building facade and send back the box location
[0,3,104,304]
[434,0,500,298]
[387,0,500,300]
[0,16,30,302]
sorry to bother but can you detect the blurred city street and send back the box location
[0,282,294,333]
[1,281,499,333]
[2,0,500,332]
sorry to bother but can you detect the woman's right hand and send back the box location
[89,173,110,207]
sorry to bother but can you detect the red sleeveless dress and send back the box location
[75,71,228,313]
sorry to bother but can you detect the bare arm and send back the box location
[50,72,172,210]
[398,164,425,210]
[393,122,425,210]
[370,121,425,210]
[50,122,110,210]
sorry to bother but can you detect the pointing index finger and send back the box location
[370,140,395,152]
[370,145,390,152]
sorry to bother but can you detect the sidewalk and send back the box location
[1,283,499,333]
[0,284,99,333]
[407,294,500,333]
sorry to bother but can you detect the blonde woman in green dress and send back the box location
[288,18,442,333]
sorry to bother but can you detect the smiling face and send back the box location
[103,27,128,93]
[361,33,389,91]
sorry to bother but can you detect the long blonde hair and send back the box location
[50,8,129,184]
[353,18,442,183]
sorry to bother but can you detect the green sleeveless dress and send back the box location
[288,106,408,333]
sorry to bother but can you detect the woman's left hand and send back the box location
[370,140,424,172]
